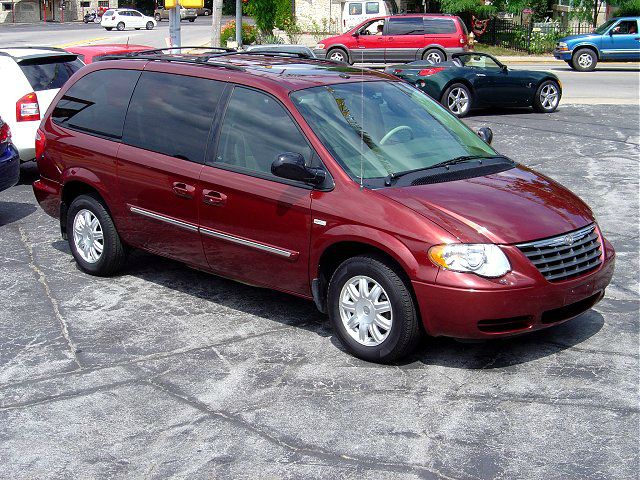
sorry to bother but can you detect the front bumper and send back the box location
[412,239,615,339]
[0,145,20,192]
[553,49,572,61]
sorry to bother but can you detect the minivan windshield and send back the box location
[291,81,496,182]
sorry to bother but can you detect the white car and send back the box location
[0,47,83,162]
[101,9,156,31]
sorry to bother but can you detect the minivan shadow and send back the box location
[51,243,606,368]
[18,162,39,186]
[0,201,37,226]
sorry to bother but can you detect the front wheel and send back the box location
[154,13,161,21]
[327,48,348,64]
[572,48,597,72]
[328,255,422,363]
[146,21,154,30]
[67,195,127,276]
[441,83,472,117]
[116,22,125,31]
[533,80,561,113]
[188,18,195,22]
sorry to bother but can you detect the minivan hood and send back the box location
[378,165,594,244]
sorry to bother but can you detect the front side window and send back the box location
[348,2,362,15]
[611,20,637,34]
[123,72,224,163]
[19,55,83,91]
[424,18,456,34]
[387,17,424,36]
[52,69,140,139]
[365,1,379,14]
[291,81,495,182]
[216,87,312,176]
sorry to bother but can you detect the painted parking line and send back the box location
[54,37,108,48]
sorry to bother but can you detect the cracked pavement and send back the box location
[0,105,638,479]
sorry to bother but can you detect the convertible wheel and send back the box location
[328,255,422,363]
[423,48,445,63]
[572,48,597,72]
[533,80,561,113]
[441,83,471,117]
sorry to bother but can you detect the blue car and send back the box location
[0,117,20,193]
[554,16,640,71]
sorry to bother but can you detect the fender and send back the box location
[325,43,352,62]
[569,42,601,58]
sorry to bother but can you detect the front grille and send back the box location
[516,224,602,282]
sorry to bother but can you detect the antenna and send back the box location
[359,47,364,190]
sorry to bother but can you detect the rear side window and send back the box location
[19,56,83,91]
[215,87,312,176]
[387,17,424,35]
[424,18,457,34]
[51,69,140,139]
[365,1,379,14]
[122,71,224,164]
[104,9,113,15]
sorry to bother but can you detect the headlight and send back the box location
[316,43,325,49]
[428,244,511,278]
[557,42,568,51]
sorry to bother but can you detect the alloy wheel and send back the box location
[577,53,593,69]
[539,83,559,110]
[339,275,393,346]
[73,209,104,264]
[426,51,443,63]
[329,50,345,62]
[447,87,469,115]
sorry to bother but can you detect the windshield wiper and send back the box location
[384,155,510,186]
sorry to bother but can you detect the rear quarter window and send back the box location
[51,68,141,139]
[19,56,83,91]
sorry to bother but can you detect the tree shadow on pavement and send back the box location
[0,201,37,226]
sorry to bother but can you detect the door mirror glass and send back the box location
[476,127,493,145]
[272,153,326,185]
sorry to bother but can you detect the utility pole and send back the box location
[211,0,222,47]
[235,0,242,48]
[169,4,181,50]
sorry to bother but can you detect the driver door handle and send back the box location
[203,189,227,206]
[172,182,195,199]
[476,73,486,77]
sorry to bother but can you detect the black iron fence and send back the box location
[477,18,594,54]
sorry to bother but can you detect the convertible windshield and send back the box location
[594,19,616,34]
[291,81,496,181]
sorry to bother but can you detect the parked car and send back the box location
[65,44,154,64]
[101,9,157,31]
[0,117,20,193]
[33,53,614,363]
[386,52,562,117]
[195,7,211,16]
[316,14,469,64]
[554,16,640,71]
[244,44,317,58]
[154,5,197,22]
[341,0,395,32]
[0,47,83,162]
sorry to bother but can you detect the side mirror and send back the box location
[501,64,508,72]
[476,127,493,145]
[271,153,326,186]
[353,31,360,37]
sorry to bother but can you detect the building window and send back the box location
[2,2,13,11]
[98,0,108,6]
[80,1,90,6]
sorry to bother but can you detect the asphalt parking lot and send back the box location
[0,104,638,479]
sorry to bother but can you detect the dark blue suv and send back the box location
[0,117,20,193]
[554,16,640,71]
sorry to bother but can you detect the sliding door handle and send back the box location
[203,189,227,206]
[172,182,195,199]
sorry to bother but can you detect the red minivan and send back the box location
[33,52,614,363]
[316,14,469,64]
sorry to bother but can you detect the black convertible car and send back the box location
[384,52,562,117]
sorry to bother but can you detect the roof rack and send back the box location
[123,46,236,56]
[210,50,347,65]
[97,49,246,71]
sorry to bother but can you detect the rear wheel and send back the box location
[116,21,125,31]
[423,48,445,63]
[533,80,561,113]
[67,195,127,276]
[146,21,154,30]
[327,48,348,64]
[327,255,422,363]
[154,13,161,21]
[441,83,472,117]
[572,48,597,71]
[188,17,195,22]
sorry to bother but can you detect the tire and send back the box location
[533,79,561,113]
[105,27,113,31]
[67,194,126,276]
[327,48,349,64]
[423,48,445,63]
[327,255,422,363]
[204,10,210,15]
[116,21,125,31]
[188,18,195,22]
[135,27,140,30]
[571,48,597,72]
[441,82,472,117]
[146,21,154,30]
[83,18,89,23]
[154,13,161,21]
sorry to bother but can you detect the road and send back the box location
[0,105,638,479]
[1,22,639,104]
